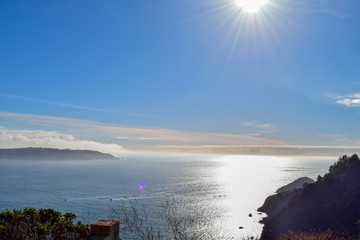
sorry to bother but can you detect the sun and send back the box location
[235,0,268,12]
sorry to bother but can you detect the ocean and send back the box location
[0,153,337,239]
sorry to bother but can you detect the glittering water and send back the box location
[0,153,336,239]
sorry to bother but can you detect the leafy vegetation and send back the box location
[261,154,360,239]
[0,208,90,240]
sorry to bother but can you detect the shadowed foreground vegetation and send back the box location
[277,229,356,240]
[0,208,89,240]
[260,154,360,239]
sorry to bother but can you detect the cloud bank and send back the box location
[0,129,124,154]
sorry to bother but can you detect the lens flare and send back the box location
[139,184,144,190]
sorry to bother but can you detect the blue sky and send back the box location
[1,0,360,155]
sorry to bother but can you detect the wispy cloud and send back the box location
[159,144,360,156]
[328,93,360,107]
[117,136,161,141]
[320,8,349,19]
[0,93,154,117]
[243,120,277,136]
[243,120,276,129]
[302,0,351,19]
[0,128,124,154]
[248,133,261,136]
[0,112,287,151]
[318,133,360,145]
[3,111,358,156]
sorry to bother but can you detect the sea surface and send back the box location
[0,153,337,239]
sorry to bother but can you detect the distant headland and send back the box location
[0,147,119,160]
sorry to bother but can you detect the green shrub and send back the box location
[0,208,90,240]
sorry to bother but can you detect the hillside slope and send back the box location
[259,154,360,239]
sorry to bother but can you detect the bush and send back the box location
[0,207,90,240]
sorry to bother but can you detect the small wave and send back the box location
[65,196,111,201]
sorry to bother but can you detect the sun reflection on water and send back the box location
[214,155,288,238]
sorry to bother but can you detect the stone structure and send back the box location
[82,219,120,240]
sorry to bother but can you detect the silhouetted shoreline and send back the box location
[0,147,118,160]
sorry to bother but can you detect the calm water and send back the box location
[0,153,336,239]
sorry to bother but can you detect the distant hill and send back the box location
[0,148,119,160]
[258,154,360,239]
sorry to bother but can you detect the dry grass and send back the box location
[277,229,345,240]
